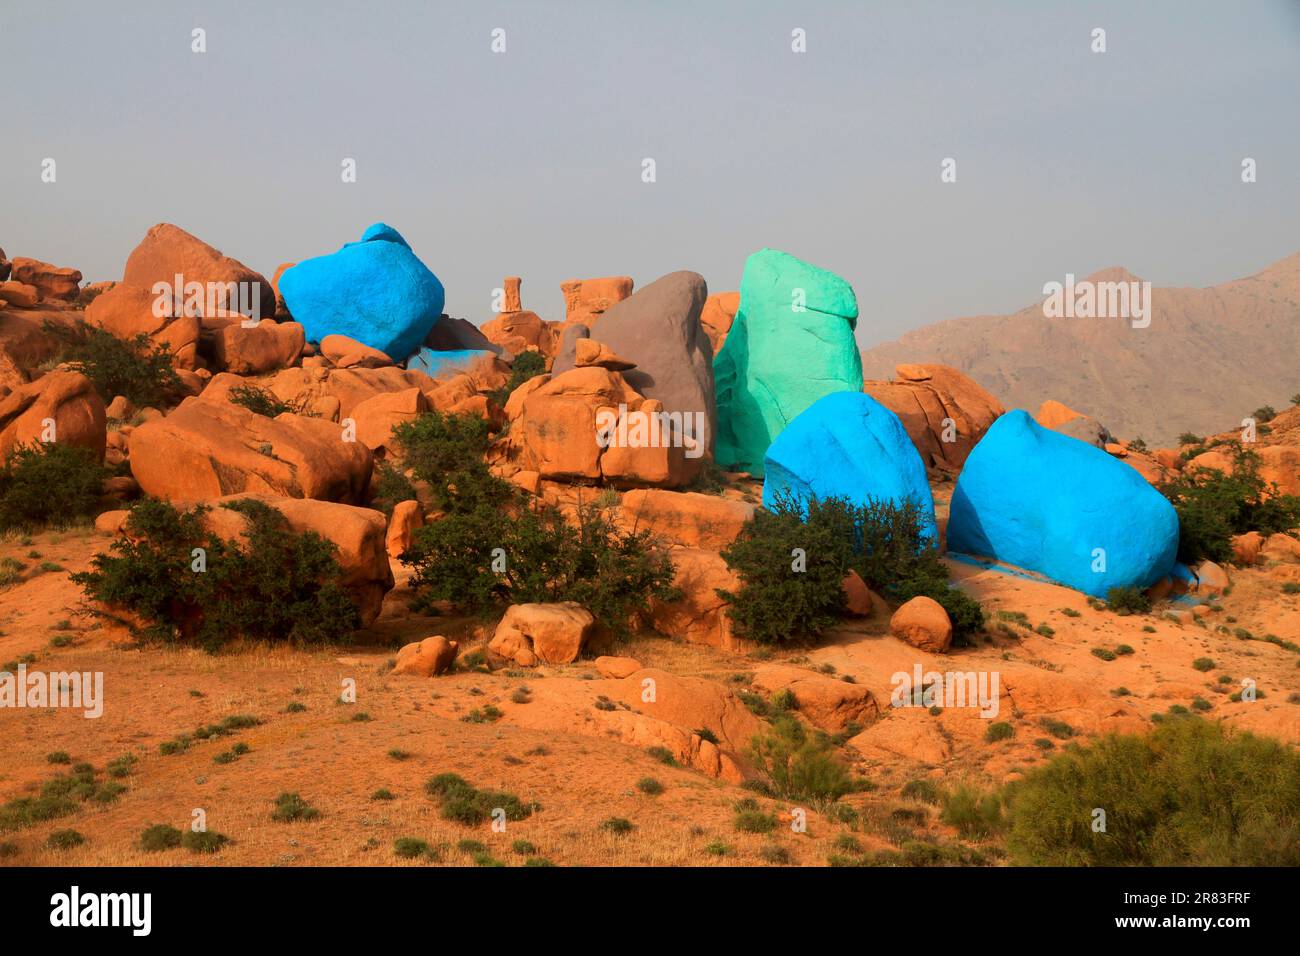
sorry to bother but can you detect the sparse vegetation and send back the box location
[1002,717,1300,865]
[1159,445,1300,564]
[43,319,184,408]
[73,498,361,650]
[748,715,859,803]
[270,792,320,822]
[425,772,536,826]
[0,442,108,532]
[720,493,983,645]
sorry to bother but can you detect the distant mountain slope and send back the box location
[860,253,1300,446]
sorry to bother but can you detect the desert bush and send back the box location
[72,498,360,650]
[139,824,183,852]
[270,792,320,822]
[43,319,183,408]
[488,349,547,407]
[404,493,675,636]
[1104,586,1150,614]
[392,410,677,633]
[0,442,108,532]
[227,384,301,417]
[425,772,535,826]
[1002,717,1300,865]
[1160,446,1300,564]
[747,715,858,803]
[182,829,229,853]
[941,785,1005,838]
[719,493,982,645]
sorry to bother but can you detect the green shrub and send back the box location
[0,442,108,532]
[984,721,1014,743]
[635,777,664,796]
[270,792,320,822]
[45,829,85,850]
[1002,718,1300,865]
[646,746,678,766]
[1160,446,1300,564]
[72,498,360,650]
[43,319,183,408]
[139,824,183,852]
[600,816,635,835]
[394,837,431,859]
[227,384,301,417]
[404,494,675,637]
[747,716,858,803]
[719,493,982,645]
[1105,587,1150,615]
[181,829,229,853]
[389,409,503,515]
[941,785,1004,838]
[488,349,547,407]
[425,773,535,826]
[901,779,942,804]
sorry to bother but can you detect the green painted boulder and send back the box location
[713,249,862,476]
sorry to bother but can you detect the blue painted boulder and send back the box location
[406,347,496,379]
[947,410,1179,597]
[762,391,938,540]
[279,223,444,362]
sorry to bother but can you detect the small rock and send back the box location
[889,596,953,653]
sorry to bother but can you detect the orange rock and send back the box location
[1035,399,1086,430]
[1104,442,1127,457]
[1153,448,1182,470]
[618,488,754,549]
[889,596,953,653]
[842,570,877,616]
[350,387,428,454]
[385,499,424,558]
[86,282,202,369]
[123,223,276,320]
[94,510,129,536]
[211,492,394,624]
[1257,445,1300,497]
[699,291,739,355]
[1192,559,1230,595]
[0,281,40,309]
[393,636,459,677]
[480,311,557,357]
[502,276,522,313]
[320,334,393,368]
[1262,534,1300,563]
[211,320,305,375]
[488,602,595,665]
[9,257,82,303]
[1231,531,1265,566]
[864,364,1005,472]
[610,668,764,758]
[509,366,642,481]
[573,337,636,371]
[595,655,642,679]
[128,398,372,503]
[0,370,106,459]
[751,664,879,733]
[560,276,633,326]
[650,546,745,650]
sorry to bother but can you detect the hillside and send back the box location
[860,253,1300,446]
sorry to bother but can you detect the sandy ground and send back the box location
[0,521,1296,867]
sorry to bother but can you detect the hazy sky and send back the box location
[4,0,1299,348]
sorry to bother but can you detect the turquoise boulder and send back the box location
[763,391,937,540]
[280,223,444,362]
[407,347,495,379]
[947,410,1179,597]
[714,249,862,477]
